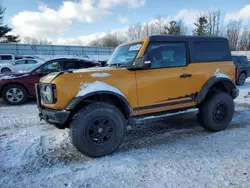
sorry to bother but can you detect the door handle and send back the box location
[180,73,192,78]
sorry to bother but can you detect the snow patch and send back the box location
[76,81,125,98]
[214,68,230,79]
[234,78,250,106]
[73,66,115,73]
[0,75,15,80]
[91,73,111,78]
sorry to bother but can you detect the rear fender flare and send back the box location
[195,77,237,104]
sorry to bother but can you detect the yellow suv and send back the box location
[36,35,239,157]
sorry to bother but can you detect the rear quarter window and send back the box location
[1,55,13,60]
[191,41,231,62]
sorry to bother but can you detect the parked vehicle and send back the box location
[35,35,239,158]
[0,58,43,73]
[0,54,15,64]
[0,58,98,105]
[232,55,250,85]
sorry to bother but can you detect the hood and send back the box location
[0,72,29,80]
[73,66,118,73]
[40,67,119,83]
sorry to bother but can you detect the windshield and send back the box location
[107,42,143,66]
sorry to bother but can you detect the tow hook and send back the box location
[39,110,43,121]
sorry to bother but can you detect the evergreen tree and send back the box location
[0,5,20,43]
[193,16,209,36]
[163,21,181,35]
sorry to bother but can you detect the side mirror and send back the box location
[133,55,151,69]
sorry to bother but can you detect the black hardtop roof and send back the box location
[149,35,228,42]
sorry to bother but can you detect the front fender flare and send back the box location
[65,91,132,117]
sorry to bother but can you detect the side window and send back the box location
[192,41,231,62]
[1,55,12,60]
[146,42,187,68]
[15,60,27,65]
[79,61,96,69]
[42,62,58,74]
[27,60,37,64]
[64,61,79,70]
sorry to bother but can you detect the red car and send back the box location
[0,58,98,105]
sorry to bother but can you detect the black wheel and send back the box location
[1,68,11,73]
[70,102,126,158]
[198,92,234,132]
[236,72,246,86]
[2,84,28,105]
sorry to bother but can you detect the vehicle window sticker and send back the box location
[129,44,142,51]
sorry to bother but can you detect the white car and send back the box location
[0,54,15,64]
[0,59,42,73]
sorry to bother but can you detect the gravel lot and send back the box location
[0,80,250,188]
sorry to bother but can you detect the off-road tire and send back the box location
[236,72,246,86]
[70,102,126,158]
[198,92,234,132]
[2,84,28,105]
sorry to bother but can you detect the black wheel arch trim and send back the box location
[195,76,238,104]
[65,91,132,117]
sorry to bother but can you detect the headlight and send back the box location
[44,86,53,102]
[40,84,56,104]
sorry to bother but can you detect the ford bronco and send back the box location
[36,35,239,157]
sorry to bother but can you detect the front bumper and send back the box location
[40,108,70,125]
[35,83,70,127]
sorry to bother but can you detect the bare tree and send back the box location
[23,37,52,45]
[226,20,242,51]
[134,22,142,39]
[248,30,250,50]
[154,15,165,34]
[238,29,250,51]
[39,39,52,45]
[142,23,151,37]
[23,37,32,44]
[89,36,101,46]
[150,22,157,35]
[127,25,136,40]
[89,33,123,47]
[207,10,221,36]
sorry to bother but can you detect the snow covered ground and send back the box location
[0,80,250,188]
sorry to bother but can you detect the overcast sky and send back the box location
[1,0,250,45]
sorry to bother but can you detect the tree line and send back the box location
[90,10,250,51]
